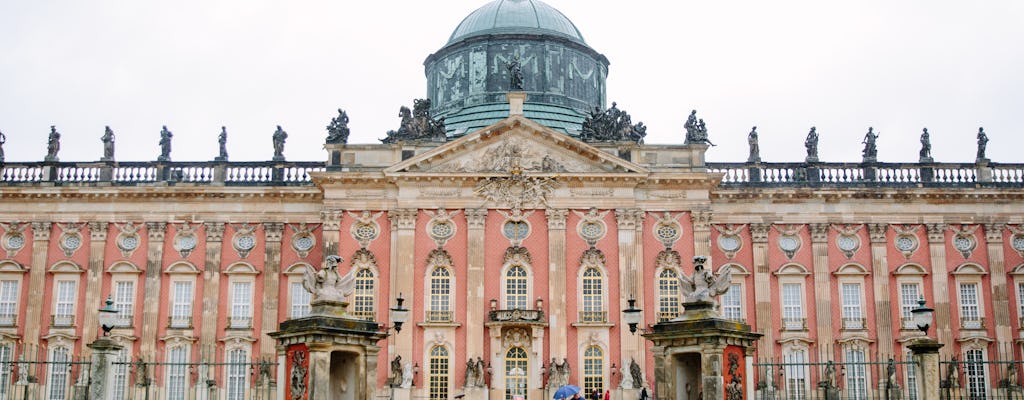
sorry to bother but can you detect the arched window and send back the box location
[353,269,375,320]
[428,346,450,400]
[47,346,71,400]
[428,267,452,322]
[583,346,604,396]
[657,269,680,321]
[581,268,604,322]
[505,266,528,309]
[225,348,249,400]
[505,347,528,400]
[166,345,189,400]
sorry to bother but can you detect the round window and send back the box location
[895,235,917,252]
[779,236,800,252]
[1013,235,1024,252]
[119,235,139,251]
[176,235,197,251]
[580,221,604,241]
[837,235,858,252]
[353,223,378,242]
[953,236,974,252]
[236,235,256,251]
[718,235,741,252]
[5,235,24,250]
[62,235,82,250]
[293,235,315,252]
[431,222,454,240]
[503,221,530,241]
[655,223,680,243]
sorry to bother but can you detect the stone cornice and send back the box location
[0,187,322,201]
[712,188,1024,202]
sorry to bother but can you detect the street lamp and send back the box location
[97,295,118,336]
[390,293,409,333]
[622,293,642,334]
[910,297,934,335]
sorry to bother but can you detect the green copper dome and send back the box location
[447,0,586,45]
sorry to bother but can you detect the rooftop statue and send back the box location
[580,102,647,143]
[272,125,288,161]
[684,110,714,145]
[862,127,879,162]
[216,127,228,161]
[506,55,524,91]
[976,127,989,162]
[747,126,760,163]
[325,108,351,144]
[101,126,115,162]
[45,125,61,162]
[679,256,732,304]
[158,126,173,162]
[804,126,819,163]
[381,99,447,144]
[0,130,6,163]
[919,128,932,162]
[301,255,356,306]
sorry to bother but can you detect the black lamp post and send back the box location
[910,296,934,335]
[622,294,642,334]
[389,293,409,333]
[97,295,118,336]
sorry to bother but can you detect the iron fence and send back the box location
[939,343,1024,400]
[752,346,916,400]
[0,344,90,400]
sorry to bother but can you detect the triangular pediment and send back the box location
[383,115,649,176]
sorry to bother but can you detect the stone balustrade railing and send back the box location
[707,161,1024,187]
[0,161,325,185]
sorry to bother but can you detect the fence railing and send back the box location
[707,161,1024,188]
[753,348,917,400]
[0,161,325,186]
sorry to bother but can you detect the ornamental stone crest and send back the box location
[435,137,585,173]
[425,209,461,248]
[474,160,558,211]
[348,210,383,249]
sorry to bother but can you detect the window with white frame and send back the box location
[581,268,604,322]
[841,283,864,329]
[112,280,135,327]
[782,283,804,330]
[722,283,743,321]
[230,281,253,328]
[225,348,248,400]
[657,269,680,321]
[0,343,11,396]
[111,348,129,400]
[352,269,375,320]
[428,267,452,322]
[170,281,194,328]
[53,280,77,327]
[964,348,988,398]
[900,283,921,329]
[905,350,918,400]
[845,347,868,400]
[0,280,18,326]
[47,346,71,400]
[1018,282,1024,327]
[505,266,528,310]
[783,348,808,399]
[290,281,311,319]
[428,345,449,400]
[959,282,982,329]
[165,345,189,400]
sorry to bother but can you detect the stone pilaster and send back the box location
[984,223,1011,344]
[809,223,833,346]
[545,209,568,359]
[615,209,644,387]
[24,221,52,345]
[389,209,418,360]
[261,222,284,357]
[139,222,167,356]
[925,223,953,355]
[867,223,895,357]
[750,223,773,359]
[909,339,943,400]
[691,209,712,262]
[81,222,109,348]
[199,222,225,350]
[87,337,124,400]
[320,210,343,258]
[464,209,487,363]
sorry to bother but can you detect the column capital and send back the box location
[31,222,51,241]
[145,222,167,241]
[615,208,643,230]
[389,209,418,230]
[926,223,947,243]
[750,223,771,243]
[984,223,1006,243]
[809,223,830,243]
[465,209,488,229]
[205,222,225,242]
[263,222,284,242]
[88,222,108,241]
[691,209,712,231]
[546,209,568,230]
[320,209,343,231]
[868,223,889,243]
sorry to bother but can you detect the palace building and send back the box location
[0,0,1022,399]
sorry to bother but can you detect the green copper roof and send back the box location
[439,102,587,137]
[447,0,586,45]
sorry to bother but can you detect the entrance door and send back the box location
[505,347,528,400]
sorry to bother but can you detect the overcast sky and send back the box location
[1,1,1022,164]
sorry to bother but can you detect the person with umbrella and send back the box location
[553,385,582,399]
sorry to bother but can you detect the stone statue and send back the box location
[1006,363,1019,388]
[862,127,879,162]
[158,126,172,162]
[630,358,643,389]
[301,255,356,306]
[819,360,837,389]
[580,102,647,143]
[45,125,61,162]
[886,358,897,388]
[326,108,351,144]
[0,130,6,163]
[726,353,743,400]
[465,359,479,387]
[547,357,571,388]
[474,357,486,387]
[804,126,819,163]
[101,126,115,162]
[747,126,760,163]
[919,127,932,162]
[683,110,714,145]
[290,350,307,400]
[679,256,732,304]
[506,55,524,91]
[400,362,414,389]
[382,99,447,143]
[272,125,288,161]
[390,356,403,387]
[944,357,960,388]
[216,127,228,161]
[976,127,989,162]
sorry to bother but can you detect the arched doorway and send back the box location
[505,347,528,400]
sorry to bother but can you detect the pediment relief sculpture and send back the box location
[430,137,599,174]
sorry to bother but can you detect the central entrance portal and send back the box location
[505,347,529,399]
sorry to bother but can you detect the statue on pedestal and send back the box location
[158,126,172,162]
[46,125,61,162]
[684,110,714,146]
[400,362,414,389]
[301,255,356,306]
[390,356,403,387]
[0,130,6,163]
[919,128,932,162]
[326,109,351,144]
[804,127,819,163]
[272,125,288,161]
[679,256,732,304]
[862,127,879,162]
[506,55,524,91]
[216,127,228,161]
[474,357,486,387]
[976,127,989,162]
[382,99,447,143]
[747,126,760,163]
[101,126,115,162]
[630,358,643,389]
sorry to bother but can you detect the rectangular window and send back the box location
[782,283,803,330]
[0,280,18,326]
[111,349,129,400]
[166,346,189,400]
[113,280,134,326]
[226,349,248,400]
[906,350,918,400]
[959,283,981,329]
[170,281,193,328]
[231,282,252,328]
[0,343,11,397]
[53,280,76,326]
[964,349,988,398]
[47,347,71,400]
[290,282,311,318]
[845,348,868,400]
[842,283,863,329]
[721,284,742,320]
[1018,282,1024,327]
[783,349,807,399]
[901,283,921,329]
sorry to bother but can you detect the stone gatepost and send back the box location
[908,338,943,400]
[643,301,762,400]
[86,336,124,400]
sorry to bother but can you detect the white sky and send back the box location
[1,1,1022,164]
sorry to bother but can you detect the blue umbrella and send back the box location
[553,385,582,399]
